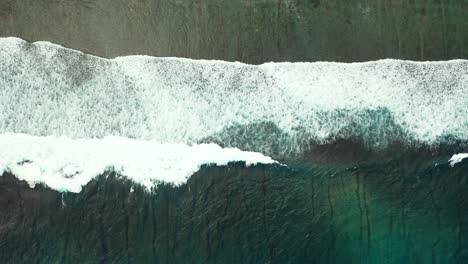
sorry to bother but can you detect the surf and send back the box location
[1,38,466,160]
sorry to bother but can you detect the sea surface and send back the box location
[0,38,467,263]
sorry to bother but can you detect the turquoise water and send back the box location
[1,150,467,263]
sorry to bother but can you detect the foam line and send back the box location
[0,133,276,193]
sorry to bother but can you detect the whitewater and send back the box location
[0,37,467,192]
[0,133,276,193]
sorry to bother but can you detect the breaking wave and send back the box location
[0,133,276,192]
[0,37,467,159]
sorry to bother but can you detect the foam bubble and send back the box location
[0,133,277,193]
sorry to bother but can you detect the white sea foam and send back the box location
[0,37,467,156]
[0,133,276,193]
[449,153,468,167]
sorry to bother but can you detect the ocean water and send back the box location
[0,38,467,263]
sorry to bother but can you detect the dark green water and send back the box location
[0,0,466,63]
[1,150,467,263]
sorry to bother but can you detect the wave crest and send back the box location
[0,38,467,157]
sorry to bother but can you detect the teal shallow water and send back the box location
[1,151,466,263]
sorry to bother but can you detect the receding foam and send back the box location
[0,37,467,157]
[0,133,276,193]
